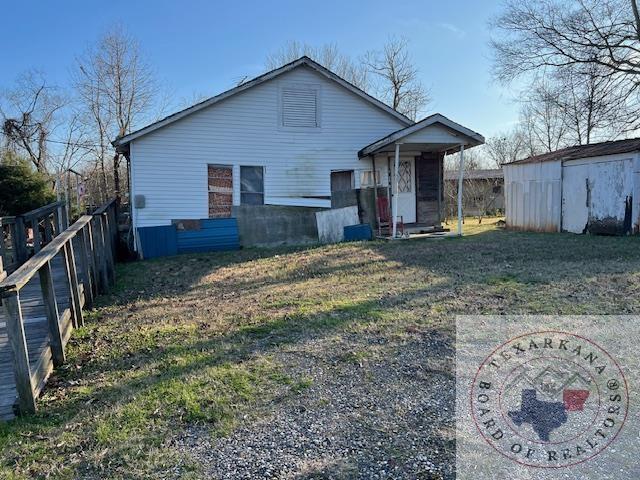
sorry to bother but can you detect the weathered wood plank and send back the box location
[76,227,94,309]
[0,215,93,294]
[0,198,116,420]
[93,216,108,292]
[101,214,116,286]
[38,261,65,366]
[2,292,36,414]
[62,242,83,328]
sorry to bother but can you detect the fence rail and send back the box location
[0,201,68,274]
[0,199,117,418]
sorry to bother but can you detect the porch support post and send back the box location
[371,155,378,232]
[392,143,401,238]
[457,143,465,236]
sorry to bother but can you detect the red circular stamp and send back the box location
[470,331,629,468]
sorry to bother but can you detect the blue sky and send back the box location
[1,0,520,137]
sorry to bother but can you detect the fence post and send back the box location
[60,204,69,230]
[62,242,83,328]
[0,224,6,268]
[3,291,37,414]
[31,217,42,254]
[92,216,108,292]
[14,217,27,265]
[53,208,61,236]
[38,261,65,366]
[77,227,94,309]
[102,213,115,285]
[43,215,53,244]
[85,223,99,298]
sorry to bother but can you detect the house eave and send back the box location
[112,56,413,149]
[358,113,485,158]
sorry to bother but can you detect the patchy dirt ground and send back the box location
[179,330,454,480]
[2,220,640,479]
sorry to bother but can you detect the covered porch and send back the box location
[357,114,485,238]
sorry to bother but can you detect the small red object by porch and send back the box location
[376,196,403,237]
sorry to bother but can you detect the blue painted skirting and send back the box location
[137,225,178,259]
[177,218,240,254]
[137,218,239,259]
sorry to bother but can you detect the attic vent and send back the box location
[281,87,318,128]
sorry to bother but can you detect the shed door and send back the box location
[562,159,633,234]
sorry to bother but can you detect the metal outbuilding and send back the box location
[503,139,640,234]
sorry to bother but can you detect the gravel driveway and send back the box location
[178,330,455,479]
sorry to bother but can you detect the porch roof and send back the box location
[358,113,485,158]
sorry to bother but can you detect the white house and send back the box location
[503,138,640,234]
[113,56,484,249]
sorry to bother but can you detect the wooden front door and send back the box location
[415,154,441,225]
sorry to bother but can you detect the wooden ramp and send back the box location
[0,253,83,420]
[0,200,117,421]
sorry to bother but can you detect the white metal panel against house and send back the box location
[503,161,562,232]
[130,65,407,228]
[562,155,635,234]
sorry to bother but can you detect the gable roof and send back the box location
[113,56,413,150]
[506,137,640,166]
[357,113,485,158]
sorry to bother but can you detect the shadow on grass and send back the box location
[3,227,639,478]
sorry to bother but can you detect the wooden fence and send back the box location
[0,199,117,418]
[0,201,68,274]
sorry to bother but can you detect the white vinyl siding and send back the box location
[130,65,408,228]
[281,86,318,128]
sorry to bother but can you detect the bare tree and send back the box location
[491,0,640,132]
[266,41,369,91]
[519,81,569,153]
[363,36,431,120]
[75,26,157,200]
[550,64,631,144]
[1,71,66,172]
[484,130,527,167]
[492,0,640,80]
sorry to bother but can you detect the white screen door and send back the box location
[392,158,416,223]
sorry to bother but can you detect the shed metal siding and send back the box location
[561,155,635,234]
[130,65,407,229]
[176,218,240,253]
[504,151,640,234]
[503,161,562,232]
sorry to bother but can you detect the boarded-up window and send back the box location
[240,166,264,205]
[208,164,233,218]
[331,171,354,192]
[282,87,318,127]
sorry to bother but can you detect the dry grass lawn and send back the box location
[1,220,640,479]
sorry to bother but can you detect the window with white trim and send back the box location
[240,166,264,205]
[281,86,319,128]
[360,170,382,188]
